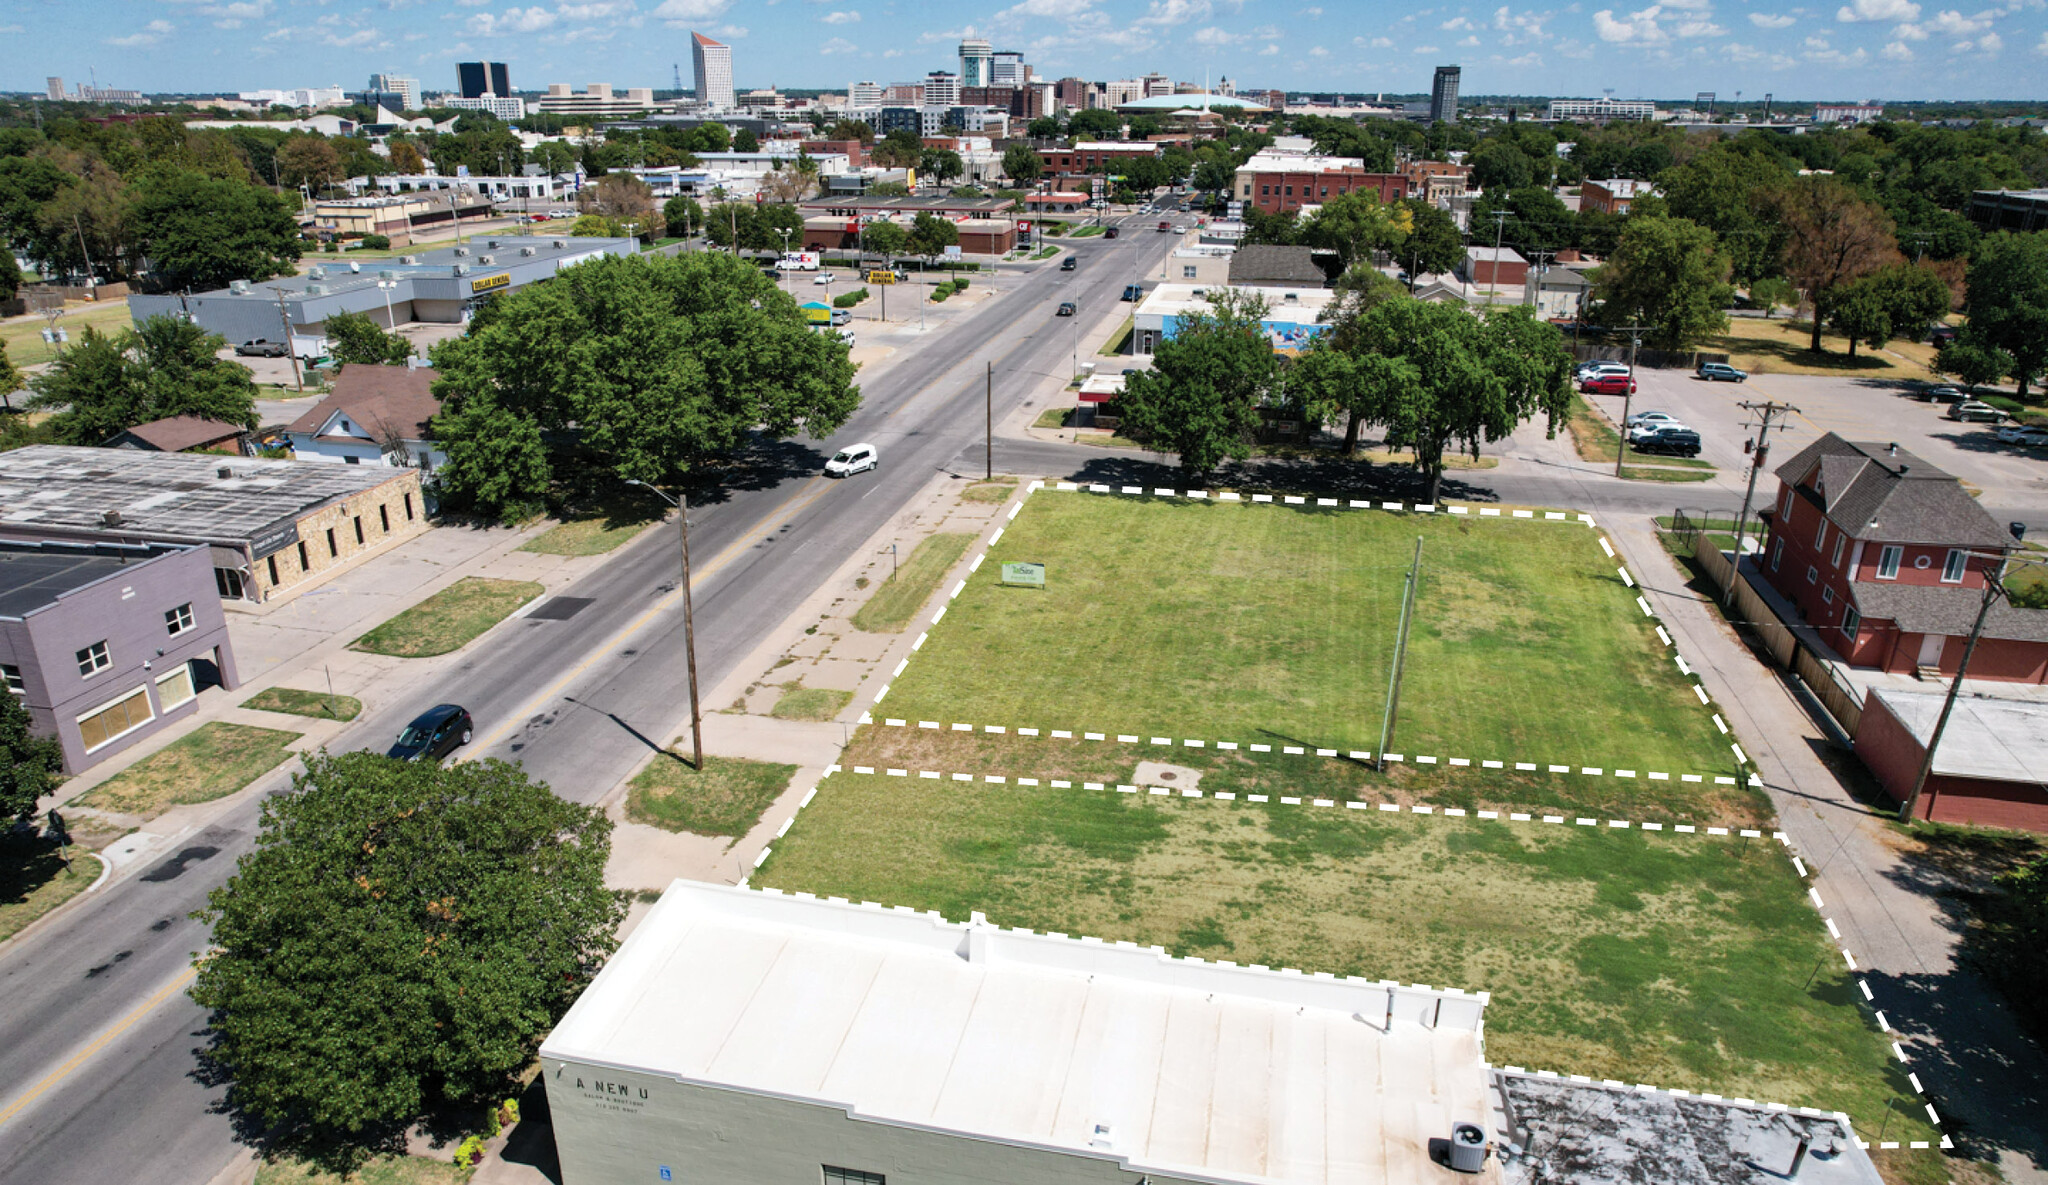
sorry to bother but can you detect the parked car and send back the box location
[1696,362,1748,382]
[387,704,473,763]
[1056,301,1077,316]
[1995,423,2048,445]
[1947,401,2004,423]
[1625,410,1684,431]
[235,339,288,358]
[1629,426,1703,457]
[825,442,878,477]
[812,273,834,284]
[1576,361,1630,380]
[1581,373,1637,395]
[1916,385,1965,403]
[1122,284,1144,301]
[1927,325,1959,346]
[1061,256,1078,271]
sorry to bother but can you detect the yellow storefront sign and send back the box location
[470,272,511,294]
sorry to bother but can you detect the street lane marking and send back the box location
[0,964,199,1129]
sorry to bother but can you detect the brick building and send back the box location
[1855,690,2048,830]
[1580,178,1656,215]
[1461,246,1529,286]
[1400,159,1471,202]
[801,138,867,169]
[1757,434,2046,682]
[1037,141,1161,178]
[1233,150,1406,214]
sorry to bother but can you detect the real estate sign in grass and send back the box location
[352,577,543,658]
[758,773,1932,1148]
[880,494,1730,775]
[75,722,302,819]
[627,754,799,840]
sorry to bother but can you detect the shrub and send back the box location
[455,1135,488,1166]
[361,234,390,250]
[833,288,867,308]
[1979,395,2024,415]
[953,276,970,290]
[1971,852,2048,1043]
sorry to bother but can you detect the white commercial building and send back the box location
[368,73,420,111]
[238,86,348,109]
[1814,104,1885,124]
[848,80,884,108]
[535,83,666,117]
[542,882,1491,1185]
[693,32,735,111]
[1132,283,1337,357]
[444,95,527,120]
[1546,97,1656,122]
[923,71,959,108]
[958,39,994,88]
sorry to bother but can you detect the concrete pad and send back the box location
[1134,760,1205,790]
[829,629,897,663]
[702,714,848,767]
[800,657,872,692]
[605,816,745,890]
[784,630,840,659]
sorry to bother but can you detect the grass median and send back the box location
[759,772,1932,1149]
[851,533,974,633]
[519,501,662,556]
[74,722,302,820]
[626,753,798,840]
[352,577,543,658]
[879,494,1731,775]
[242,687,362,721]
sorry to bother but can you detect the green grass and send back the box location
[1567,394,1716,472]
[254,1155,473,1185]
[1098,316,1134,356]
[626,754,799,840]
[1620,464,1717,483]
[959,477,1018,503]
[241,687,362,721]
[760,774,1930,1147]
[1033,407,1075,430]
[74,722,302,820]
[351,577,543,657]
[2,298,139,368]
[770,685,853,721]
[1069,225,1105,237]
[0,840,101,943]
[851,533,975,633]
[881,494,1731,774]
[519,503,661,556]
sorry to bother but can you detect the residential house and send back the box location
[1580,179,1656,216]
[103,416,249,455]
[285,364,446,473]
[1758,434,2046,682]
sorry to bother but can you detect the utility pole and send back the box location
[985,359,994,480]
[1377,537,1424,770]
[1611,325,1646,478]
[1487,210,1508,306]
[1524,248,1555,310]
[627,481,704,771]
[1898,545,2013,822]
[267,286,305,393]
[1726,399,1800,602]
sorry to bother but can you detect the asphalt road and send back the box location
[0,214,1181,1185]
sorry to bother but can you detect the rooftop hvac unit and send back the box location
[306,266,326,279]
[379,270,399,279]
[100,510,123,527]
[551,239,567,248]
[400,255,419,265]
[485,239,500,249]
[229,279,251,294]
[217,466,236,479]
[479,254,495,265]
[453,264,470,275]
[520,246,537,257]
[304,284,328,295]
[453,246,470,257]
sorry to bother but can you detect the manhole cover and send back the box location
[527,597,594,621]
[1158,771,1177,781]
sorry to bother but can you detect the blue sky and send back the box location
[8,0,2048,101]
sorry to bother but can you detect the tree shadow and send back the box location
[1048,451,1499,504]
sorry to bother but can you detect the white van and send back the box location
[824,442,877,477]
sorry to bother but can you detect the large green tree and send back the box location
[1826,263,1952,358]
[1781,176,1899,353]
[1111,291,1278,476]
[1299,191,1412,272]
[1396,198,1465,283]
[1001,143,1043,185]
[191,752,623,1173]
[1,692,63,827]
[324,311,415,366]
[1656,141,1796,285]
[26,317,259,444]
[1957,230,2048,396]
[431,251,861,519]
[126,171,302,293]
[1590,215,1734,350]
[906,211,959,265]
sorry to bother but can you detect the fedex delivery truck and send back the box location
[777,252,821,271]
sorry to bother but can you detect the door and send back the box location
[1916,634,1946,667]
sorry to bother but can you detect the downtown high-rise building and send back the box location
[990,51,1029,87]
[958,38,993,88]
[849,80,884,108]
[923,71,959,107]
[368,73,420,110]
[1430,65,1460,123]
[458,61,511,99]
[692,32,734,110]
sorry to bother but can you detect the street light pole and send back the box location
[627,480,704,771]
[1611,325,1645,479]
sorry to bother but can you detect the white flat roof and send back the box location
[1872,689,2048,782]
[1134,282,1337,323]
[542,883,1490,1185]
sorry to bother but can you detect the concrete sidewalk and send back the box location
[1606,515,2048,1182]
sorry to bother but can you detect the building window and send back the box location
[344,455,360,465]
[1841,606,1861,638]
[354,516,365,546]
[1822,585,1834,604]
[1942,549,1966,583]
[165,603,194,636]
[326,528,338,558]
[1284,185,1292,196]
[1877,545,1902,579]
[1780,486,1794,518]
[1831,535,1845,568]
[2,664,23,695]
[822,1169,885,1185]
[297,540,311,572]
[77,640,111,678]
[380,504,391,532]
[155,663,197,712]
[1770,538,1783,572]
[404,493,415,521]
[1814,519,1827,549]
[1183,265,1197,278]
[267,555,281,585]
[76,686,154,752]
[216,567,247,599]
[1806,565,1818,585]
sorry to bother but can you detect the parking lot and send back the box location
[1585,368,2048,523]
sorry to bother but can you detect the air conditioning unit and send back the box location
[305,284,328,295]
[551,239,568,248]
[217,466,236,479]
[229,279,251,294]
[453,246,470,257]
[400,255,419,265]
[478,254,495,265]
[379,269,399,279]
[485,239,500,249]
[306,266,326,279]
[520,246,537,257]
[453,264,470,275]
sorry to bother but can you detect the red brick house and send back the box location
[1758,434,2047,682]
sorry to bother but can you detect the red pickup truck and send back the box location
[1157,221,1173,232]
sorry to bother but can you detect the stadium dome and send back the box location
[1113,92,1267,112]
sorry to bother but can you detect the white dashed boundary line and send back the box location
[856,480,1751,785]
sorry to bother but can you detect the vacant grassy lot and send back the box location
[1706,317,1940,378]
[519,505,661,556]
[0,840,101,943]
[760,772,1930,1146]
[1,298,137,368]
[242,687,362,721]
[851,532,974,633]
[75,722,301,819]
[880,495,1730,774]
[627,754,798,840]
[352,578,543,657]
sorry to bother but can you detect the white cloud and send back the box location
[1749,10,1797,24]
[1413,41,1442,50]
[820,7,859,20]
[1593,6,1670,42]
[651,0,730,23]
[1136,0,1209,25]
[1309,43,1331,53]
[1675,19,1725,34]
[1892,20,1930,35]
[452,0,490,6]
[1881,36,1916,53]
[1300,4,1324,13]
[1192,24,1238,43]
[1836,0,1919,20]
[1952,28,2002,48]
[711,22,746,34]
[818,34,857,52]
[468,6,557,33]
[109,18,175,44]
[0,22,24,32]
[1804,41,1870,59]
[2038,27,2048,50]
[1492,6,1553,41]
[1929,8,1991,32]
[1356,33,1397,46]
[1442,15,1475,28]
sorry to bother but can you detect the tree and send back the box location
[906,211,958,266]
[1,691,63,828]
[732,128,760,153]
[1826,264,1952,357]
[1780,176,1900,352]
[190,752,623,1174]
[1935,338,2016,393]
[1590,215,1733,351]
[1958,231,2048,397]
[1396,198,1464,283]
[431,251,861,519]
[1295,269,1409,453]
[825,119,875,145]
[920,149,964,186]
[1748,276,1797,318]
[872,129,923,170]
[0,248,19,302]
[662,195,704,239]
[759,167,818,205]
[1657,141,1796,285]
[27,317,258,444]
[1068,109,1122,138]
[275,136,340,193]
[1027,116,1063,139]
[387,140,426,176]
[861,219,908,262]
[324,311,415,366]
[1001,143,1043,185]
[126,171,302,293]
[1468,141,1535,193]
[578,173,663,240]
[1299,191,1412,271]
[1111,291,1278,476]
[529,139,577,177]
[25,328,138,443]
[0,339,23,410]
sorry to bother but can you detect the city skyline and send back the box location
[5,0,2048,101]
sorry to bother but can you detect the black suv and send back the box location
[388,704,474,763]
[1630,426,1703,458]
[1061,256,1078,271]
